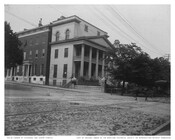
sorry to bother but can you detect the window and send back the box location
[54,49,58,58]
[24,52,26,60]
[35,50,38,58]
[17,66,20,72]
[53,65,57,78]
[65,29,70,40]
[42,37,46,44]
[97,31,100,36]
[63,64,67,78]
[84,25,88,32]
[29,39,33,46]
[35,37,39,45]
[40,78,43,81]
[64,48,68,58]
[24,40,27,47]
[55,31,60,41]
[42,49,45,57]
[33,78,36,81]
[29,51,32,55]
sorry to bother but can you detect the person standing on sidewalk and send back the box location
[71,76,77,88]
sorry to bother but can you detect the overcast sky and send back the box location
[4,4,170,58]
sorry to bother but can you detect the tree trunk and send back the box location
[121,80,125,95]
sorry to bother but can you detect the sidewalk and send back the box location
[5,80,90,93]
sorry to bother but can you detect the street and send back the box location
[5,82,170,135]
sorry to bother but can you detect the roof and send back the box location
[16,15,108,36]
[50,35,113,49]
[16,24,50,35]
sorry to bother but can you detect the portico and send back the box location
[22,61,32,82]
[73,43,105,80]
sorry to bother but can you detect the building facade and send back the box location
[5,15,113,86]
[6,24,51,84]
[49,16,113,86]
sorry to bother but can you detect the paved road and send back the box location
[5,82,170,116]
[5,82,170,135]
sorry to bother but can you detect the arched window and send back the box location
[65,29,70,40]
[55,31,60,41]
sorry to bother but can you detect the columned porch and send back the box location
[73,44,105,80]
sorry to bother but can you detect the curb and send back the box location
[147,121,170,135]
[5,81,90,93]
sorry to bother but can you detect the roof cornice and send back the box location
[50,36,113,48]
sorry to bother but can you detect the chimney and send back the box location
[114,40,120,48]
[38,18,43,27]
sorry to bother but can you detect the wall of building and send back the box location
[75,20,107,37]
[49,43,74,86]
[51,22,75,42]
[18,31,49,77]
[51,16,108,43]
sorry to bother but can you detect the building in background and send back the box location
[6,20,51,85]
[49,15,113,86]
[5,15,113,86]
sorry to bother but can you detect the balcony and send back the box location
[73,55,103,64]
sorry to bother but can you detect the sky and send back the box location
[4,4,170,58]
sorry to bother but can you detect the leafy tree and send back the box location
[150,57,170,83]
[105,40,170,91]
[129,53,153,87]
[105,40,146,88]
[5,21,23,73]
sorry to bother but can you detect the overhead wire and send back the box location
[75,6,164,56]
[87,6,134,43]
[5,5,166,57]
[92,6,163,56]
[5,10,37,27]
[107,5,165,55]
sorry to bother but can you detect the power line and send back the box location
[5,10,37,27]
[47,5,68,17]
[93,7,163,56]
[108,5,165,55]
[88,6,134,43]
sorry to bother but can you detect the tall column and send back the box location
[14,67,17,76]
[72,45,76,77]
[102,52,105,77]
[95,49,99,78]
[22,65,25,76]
[88,47,92,79]
[80,44,85,76]
[10,67,13,79]
[30,65,32,76]
[27,64,30,77]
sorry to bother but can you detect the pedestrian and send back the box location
[144,87,148,101]
[134,85,139,100]
[71,76,77,88]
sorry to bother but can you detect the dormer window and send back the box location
[65,29,70,40]
[84,25,88,32]
[55,31,60,41]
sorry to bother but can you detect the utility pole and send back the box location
[164,54,170,61]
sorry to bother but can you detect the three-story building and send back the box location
[49,15,113,86]
[6,15,113,86]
